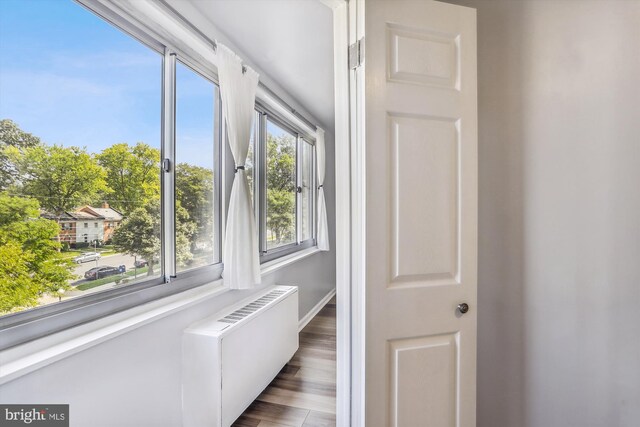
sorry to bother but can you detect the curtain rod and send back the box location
[157,0,320,133]
[257,84,317,132]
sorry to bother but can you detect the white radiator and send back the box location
[182,285,299,427]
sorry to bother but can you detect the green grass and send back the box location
[97,249,117,256]
[60,250,82,260]
[75,267,150,291]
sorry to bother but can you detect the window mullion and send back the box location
[214,85,223,264]
[312,145,317,244]
[296,136,303,244]
[253,113,262,254]
[259,113,268,255]
[162,50,177,280]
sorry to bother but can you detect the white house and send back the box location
[72,211,104,244]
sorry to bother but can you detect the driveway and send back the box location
[71,253,136,283]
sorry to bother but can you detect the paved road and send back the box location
[71,253,136,283]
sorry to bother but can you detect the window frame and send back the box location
[0,0,320,350]
[171,58,223,276]
[160,45,227,288]
[0,1,223,349]
[254,106,317,263]
[299,137,318,244]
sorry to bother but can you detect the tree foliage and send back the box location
[0,120,264,312]
[97,142,161,214]
[111,205,160,275]
[112,200,195,275]
[0,119,41,191]
[176,163,214,248]
[175,203,197,268]
[15,144,108,213]
[266,133,296,244]
[0,193,74,313]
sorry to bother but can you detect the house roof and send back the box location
[41,210,75,221]
[41,206,124,222]
[41,208,105,221]
[83,207,123,221]
[72,211,103,220]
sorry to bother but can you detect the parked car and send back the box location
[84,266,120,280]
[134,259,148,268]
[73,252,101,264]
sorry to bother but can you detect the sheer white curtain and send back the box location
[316,128,330,251]
[217,44,261,289]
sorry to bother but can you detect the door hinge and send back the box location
[349,37,364,70]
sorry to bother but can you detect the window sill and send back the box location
[0,282,228,386]
[0,246,322,385]
[261,246,322,276]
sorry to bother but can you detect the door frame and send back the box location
[323,1,478,425]
[319,0,364,426]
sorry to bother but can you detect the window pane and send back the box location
[301,140,314,242]
[175,62,216,272]
[266,120,296,250]
[0,0,162,315]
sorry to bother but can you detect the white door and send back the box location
[353,0,477,426]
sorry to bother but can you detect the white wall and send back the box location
[446,1,640,426]
[0,132,336,427]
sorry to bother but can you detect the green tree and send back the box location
[97,142,160,214]
[266,133,296,244]
[0,243,39,313]
[15,144,107,213]
[0,119,41,191]
[0,193,74,313]
[175,203,197,268]
[112,200,195,275]
[176,163,214,249]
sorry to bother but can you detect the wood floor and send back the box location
[232,297,336,427]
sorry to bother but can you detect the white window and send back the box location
[0,0,318,348]
[249,113,317,262]
[175,61,218,273]
[0,0,163,342]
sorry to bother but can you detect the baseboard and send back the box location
[298,288,336,332]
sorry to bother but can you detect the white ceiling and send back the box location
[167,0,335,132]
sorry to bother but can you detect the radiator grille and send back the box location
[218,289,287,324]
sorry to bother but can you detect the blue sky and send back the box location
[0,0,214,168]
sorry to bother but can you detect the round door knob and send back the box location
[458,303,469,314]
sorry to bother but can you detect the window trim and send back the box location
[0,0,322,350]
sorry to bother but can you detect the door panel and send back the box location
[361,1,477,426]
[390,333,458,427]
[387,24,460,89]
[390,114,459,287]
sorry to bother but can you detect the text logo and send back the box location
[1,405,68,427]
